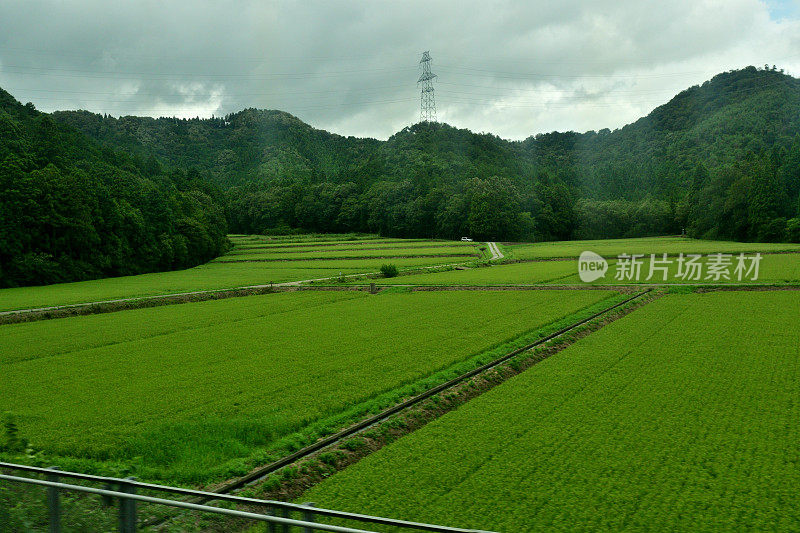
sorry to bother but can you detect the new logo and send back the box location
[578,251,608,282]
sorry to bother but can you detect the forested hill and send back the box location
[0,88,229,288]
[5,68,796,289]
[557,65,800,199]
[50,66,800,244]
[51,108,385,187]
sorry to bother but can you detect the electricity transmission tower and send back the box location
[418,51,437,122]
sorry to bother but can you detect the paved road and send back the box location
[487,242,504,260]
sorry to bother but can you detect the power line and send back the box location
[436,65,721,80]
[0,64,416,80]
[8,84,410,98]
[5,74,792,119]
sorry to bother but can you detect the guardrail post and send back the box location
[117,477,137,533]
[281,506,290,533]
[46,466,61,533]
[302,502,316,533]
[369,283,376,294]
[266,505,277,533]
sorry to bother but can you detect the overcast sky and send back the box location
[1,0,800,140]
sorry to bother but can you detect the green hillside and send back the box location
[51,66,800,243]
[0,89,229,288]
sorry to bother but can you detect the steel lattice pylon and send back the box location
[418,51,437,122]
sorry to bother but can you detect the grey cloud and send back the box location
[1,0,798,140]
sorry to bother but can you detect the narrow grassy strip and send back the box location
[0,263,368,313]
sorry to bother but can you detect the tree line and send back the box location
[53,66,800,245]
[0,90,228,288]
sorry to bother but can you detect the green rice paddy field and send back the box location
[2,233,799,532]
[302,291,800,531]
[4,235,793,313]
[368,252,800,286]
[0,236,478,312]
[505,236,800,259]
[0,262,361,312]
[218,246,477,261]
[0,288,618,483]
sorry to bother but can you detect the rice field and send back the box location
[301,291,800,531]
[0,235,479,312]
[0,262,361,312]
[219,246,477,261]
[506,236,800,260]
[3,232,799,531]
[343,252,799,287]
[0,288,617,484]
[370,261,577,285]
[228,234,409,245]
[221,235,480,262]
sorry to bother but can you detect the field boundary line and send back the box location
[498,250,800,262]
[5,282,795,325]
[0,260,489,324]
[213,253,478,263]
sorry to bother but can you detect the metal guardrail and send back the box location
[0,463,494,533]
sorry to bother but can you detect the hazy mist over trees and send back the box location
[3,66,800,287]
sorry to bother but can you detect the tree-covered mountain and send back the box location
[51,66,800,244]
[0,88,229,288]
[522,65,800,240]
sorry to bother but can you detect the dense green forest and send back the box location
[2,66,799,287]
[0,89,229,288]
[53,66,800,244]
